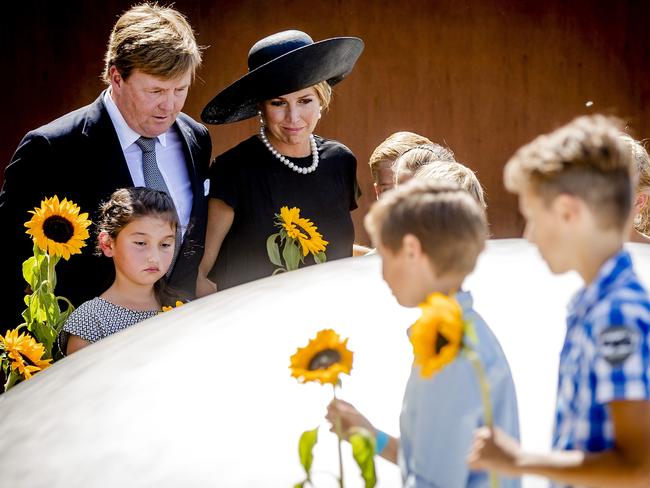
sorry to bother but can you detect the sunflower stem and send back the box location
[47,253,56,296]
[466,349,498,488]
[332,385,344,488]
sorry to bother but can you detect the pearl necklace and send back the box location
[259,127,319,174]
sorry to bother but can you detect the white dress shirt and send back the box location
[103,90,193,236]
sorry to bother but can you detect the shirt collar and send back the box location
[568,248,633,320]
[405,290,473,340]
[455,289,473,314]
[103,89,167,150]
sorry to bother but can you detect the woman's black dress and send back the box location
[207,134,359,290]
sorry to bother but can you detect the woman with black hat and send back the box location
[196,30,364,295]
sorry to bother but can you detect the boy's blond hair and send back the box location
[413,160,487,210]
[364,180,487,276]
[621,135,650,235]
[504,115,634,231]
[393,143,456,184]
[368,132,433,183]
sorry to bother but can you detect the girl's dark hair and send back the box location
[96,187,184,306]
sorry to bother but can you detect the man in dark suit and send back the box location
[0,4,211,334]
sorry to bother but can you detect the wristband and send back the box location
[374,430,389,455]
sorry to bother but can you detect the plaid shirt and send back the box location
[554,249,650,455]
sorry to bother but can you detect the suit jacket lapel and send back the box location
[175,116,202,210]
[81,92,134,193]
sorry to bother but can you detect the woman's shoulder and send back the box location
[314,135,354,157]
[315,136,355,158]
[214,135,261,163]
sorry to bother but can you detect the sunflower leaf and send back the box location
[56,296,74,333]
[283,240,301,271]
[298,428,318,471]
[298,427,318,478]
[350,428,377,488]
[313,252,327,264]
[22,256,38,290]
[32,320,56,357]
[266,233,283,267]
[22,246,48,291]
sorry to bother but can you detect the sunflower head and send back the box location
[0,328,52,380]
[25,195,92,260]
[410,293,464,378]
[277,206,328,257]
[290,329,353,385]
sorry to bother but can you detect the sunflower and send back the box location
[410,293,464,378]
[278,206,328,257]
[161,300,184,312]
[25,195,91,260]
[0,328,52,379]
[290,329,353,385]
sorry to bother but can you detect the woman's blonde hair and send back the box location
[312,81,332,111]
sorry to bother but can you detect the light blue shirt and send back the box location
[399,290,521,488]
[103,89,193,235]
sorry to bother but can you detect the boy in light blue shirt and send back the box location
[327,180,521,487]
[468,115,650,487]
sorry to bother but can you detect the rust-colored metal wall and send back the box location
[3,0,649,242]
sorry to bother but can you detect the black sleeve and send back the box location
[349,152,360,211]
[208,153,239,210]
[0,132,54,332]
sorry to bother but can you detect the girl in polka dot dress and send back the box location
[63,187,180,355]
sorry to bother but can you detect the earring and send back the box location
[257,110,265,127]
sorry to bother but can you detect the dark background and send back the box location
[3,0,649,243]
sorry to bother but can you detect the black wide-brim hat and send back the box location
[201,30,364,125]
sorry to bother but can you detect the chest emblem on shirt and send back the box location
[597,326,639,365]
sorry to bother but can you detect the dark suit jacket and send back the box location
[0,92,212,332]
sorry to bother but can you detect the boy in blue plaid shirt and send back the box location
[468,115,650,487]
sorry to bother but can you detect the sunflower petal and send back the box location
[24,195,92,259]
[289,329,354,385]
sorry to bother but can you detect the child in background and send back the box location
[621,135,650,243]
[368,132,436,198]
[63,187,180,355]
[468,115,650,487]
[392,143,456,187]
[407,156,487,210]
[327,180,520,488]
[355,132,438,256]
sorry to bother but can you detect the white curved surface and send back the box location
[0,239,648,487]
